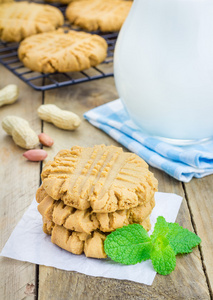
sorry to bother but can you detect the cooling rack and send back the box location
[0,30,117,91]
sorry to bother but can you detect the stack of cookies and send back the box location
[36,145,158,259]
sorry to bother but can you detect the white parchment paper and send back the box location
[0,192,182,285]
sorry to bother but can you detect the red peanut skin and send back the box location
[23,149,48,161]
[38,133,54,147]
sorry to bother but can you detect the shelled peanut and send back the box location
[37,104,81,130]
[23,149,48,161]
[38,133,54,147]
[0,84,19,107]
[2,116,39,149]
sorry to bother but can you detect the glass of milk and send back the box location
[114,0,213,145]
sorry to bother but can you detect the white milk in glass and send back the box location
[114,0,213,144]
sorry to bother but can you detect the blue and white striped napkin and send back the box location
[84,99,213,182]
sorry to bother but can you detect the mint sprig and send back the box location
[104,216,201,275]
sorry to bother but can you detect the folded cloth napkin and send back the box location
[84,99,213,182]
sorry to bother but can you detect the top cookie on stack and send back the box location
[0,2,64,42]
[39,145,158,213]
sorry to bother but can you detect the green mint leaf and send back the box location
[104,224,152,265]
[151,236,176,275]
[150,216,169,242]
[167,222,201,255]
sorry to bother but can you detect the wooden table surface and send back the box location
[0,63,213,300]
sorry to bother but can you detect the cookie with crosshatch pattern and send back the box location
[66,0,132,32]
[36,191,155,233]
[38,144,158,212]
[18,29,108,73]
[42,215,151,258]
[0,2,64,42]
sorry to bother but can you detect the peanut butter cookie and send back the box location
[39,145,158,212]
[42,216,151,258]
[0,2,64,42]
[66,0,132,32]
[18,29,108,73]
[37,193,155,233]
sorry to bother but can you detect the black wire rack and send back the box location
[0,30,117,91]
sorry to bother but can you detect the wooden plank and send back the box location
[0,65,42,299]
[184,176,213,295]
[151,170,210,299]
[38,78,210,299]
